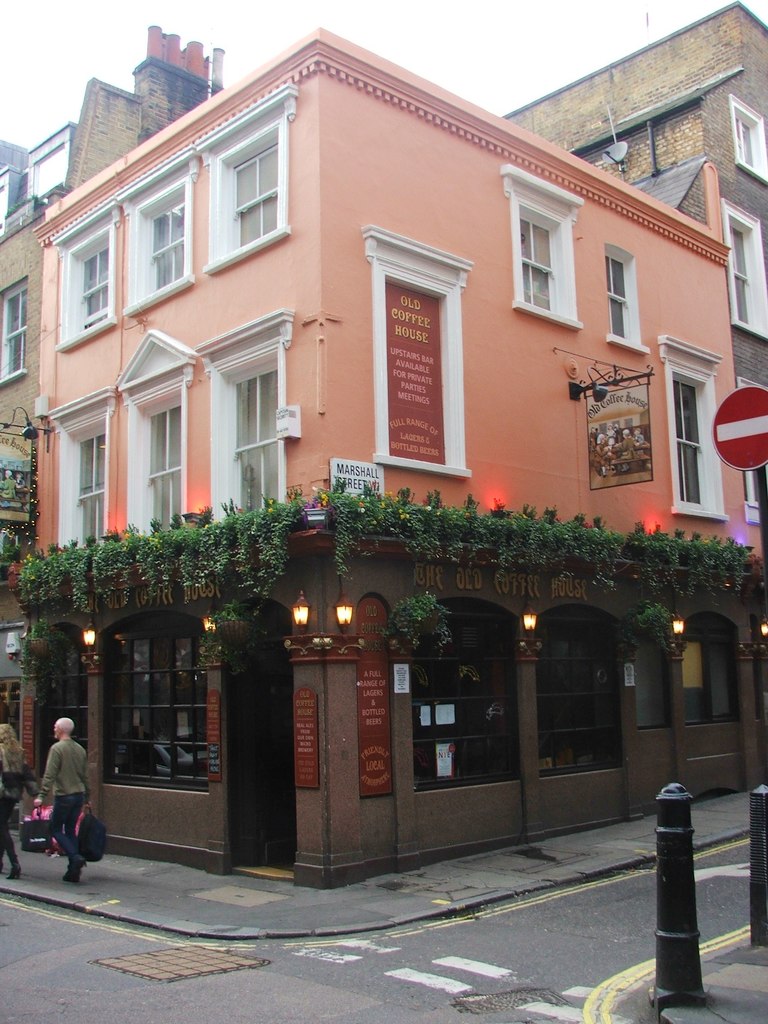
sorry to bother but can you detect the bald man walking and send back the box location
[34,718,89,883]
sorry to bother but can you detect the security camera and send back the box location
[5,632,21,658]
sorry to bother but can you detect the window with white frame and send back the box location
[29,127,72,197]
[659,335,725,519]
[51,389,115,545]
[362,226,472,478]
[57,212,118,347]
[236,371,278,509]
[121,160,195,313]
[79,433,106,540]
[722,202,768,336]
[199,84,296,273]
[0,175,8,235]
[500,164,583,329]
[199,310,292,511]
[150,406,182,526]
[729,95,768,181]
[604,245,644,350]
[2,284,27,379]
[737,378,763,525]
[117,330,196,531]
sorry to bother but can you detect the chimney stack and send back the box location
[134,26,223,142]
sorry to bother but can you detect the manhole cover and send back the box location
[452,987,570,1014]
[91,947,270,982]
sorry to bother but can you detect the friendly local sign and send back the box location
[712,385,768,471]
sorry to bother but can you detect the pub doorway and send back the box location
[228,601,295,870]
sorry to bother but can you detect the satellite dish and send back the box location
[603,141,628,165]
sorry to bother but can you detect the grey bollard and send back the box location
[750,784,768,947]
[654,783,705,1017]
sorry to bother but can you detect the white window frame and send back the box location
[605,245,645,352]
[50,388,116,545]
[0,171,8,236]
[363,225,472,478]
[149,405,183,526]
[200,309,293,512]
[658,335,725,521]
[736,377,762,525]
[721,201,768,337]
[199,84,296,274]
[121,156,197,314]
[500,164,583,329]
[2,282,27,382]
[116,331,196,530]
[56,206,119,349]
[729,95,768,182]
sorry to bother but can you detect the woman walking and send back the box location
[0,723,38,879]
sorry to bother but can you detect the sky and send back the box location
[5,0,768,151]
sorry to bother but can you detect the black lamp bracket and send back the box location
[569,362,654,402]
[0,406,54,446]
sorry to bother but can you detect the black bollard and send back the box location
[654,782,705,1017]
[750,784,768,947]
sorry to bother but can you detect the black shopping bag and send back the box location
[20,808,51,853]
[78,809,107,862]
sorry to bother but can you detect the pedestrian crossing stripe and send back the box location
[433,956,512,978]
[385,967,472,993]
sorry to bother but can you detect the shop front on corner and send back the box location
[14,537,767,889]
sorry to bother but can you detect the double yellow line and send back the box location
[583,925,751,1024]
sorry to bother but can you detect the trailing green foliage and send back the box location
[22,620,75,705]
[15,494,752,614]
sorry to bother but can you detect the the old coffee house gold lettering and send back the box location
[455,566,483,591]
[183,581,221,603]
[493,571,541,598]
[551,577,588,600]
[414,563,444,590]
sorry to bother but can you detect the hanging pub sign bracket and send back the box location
[569,363,654,403]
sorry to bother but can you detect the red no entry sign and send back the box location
[712,385,768,471]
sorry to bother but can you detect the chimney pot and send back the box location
[166,33,181,66]
[185,40,206,78]
[147,25,164,60]
[212,48,225,93]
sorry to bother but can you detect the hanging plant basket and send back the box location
[216,619,251,648]
[27,638,51,658]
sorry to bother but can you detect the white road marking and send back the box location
[292,948,362,963]
[385,967,472,993]
[694,863,749,881]
[336,939,401,953]
[432,955,512,978]
[563,985,593,999]
[522,1002,584,1021]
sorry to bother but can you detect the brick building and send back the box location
[16,30,766,887]
[0,29,222,733]
[507,2,768,413]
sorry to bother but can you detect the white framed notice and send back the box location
[393,663,410,693]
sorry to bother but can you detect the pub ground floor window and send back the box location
[106,612,208,787]
[536,605,621,773]
[682,612,737,724]
[412,599,518,787]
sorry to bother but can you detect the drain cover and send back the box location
[91,947,270,982]
[452,987,570,1014]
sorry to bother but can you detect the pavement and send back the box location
[1,789,766,1023]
